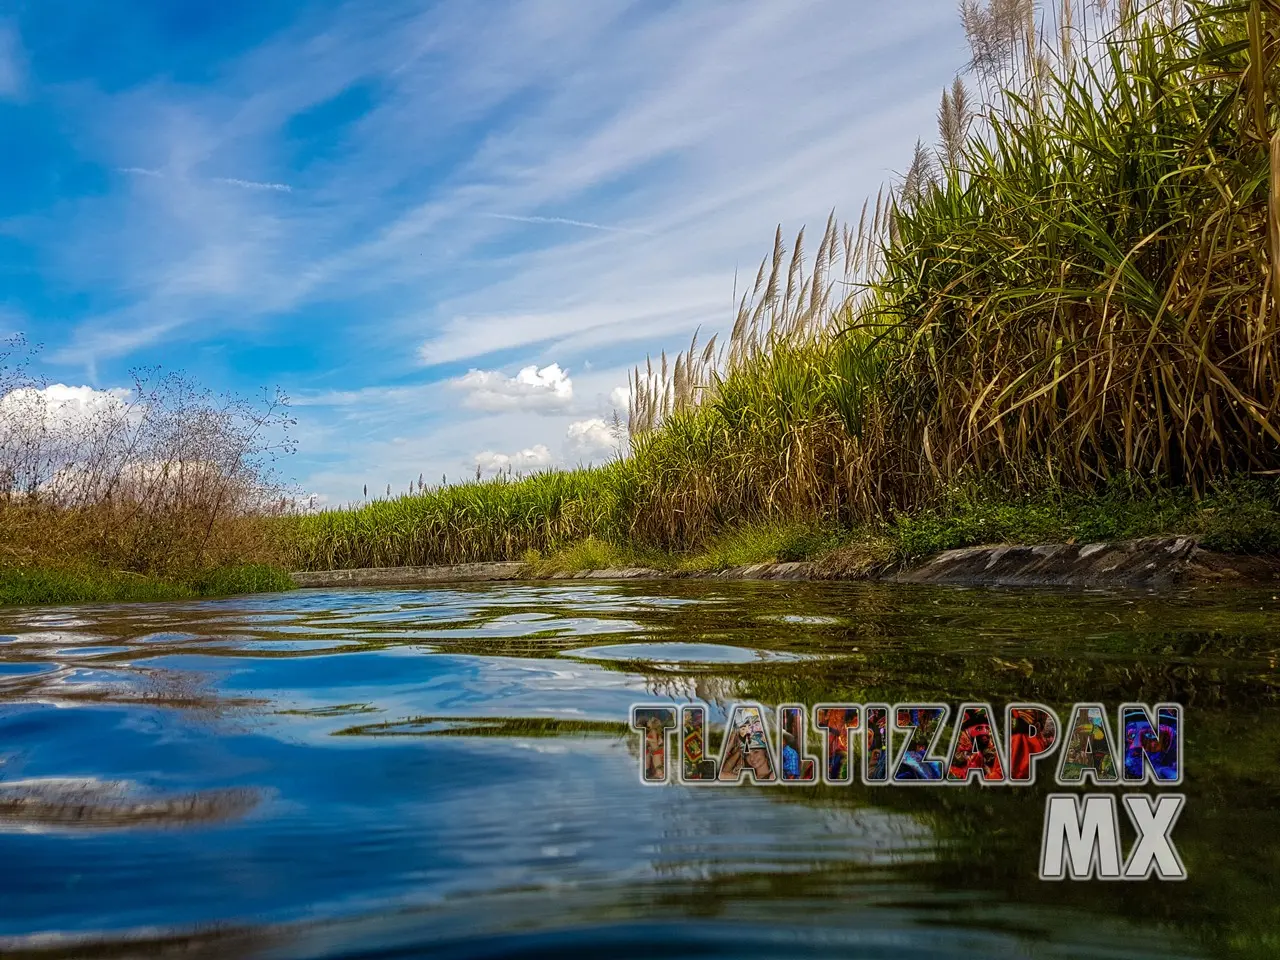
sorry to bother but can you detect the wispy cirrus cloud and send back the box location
[482,213,653,235]
[212,177,293,193]
[118,167,293,192]
[0,21,25,100]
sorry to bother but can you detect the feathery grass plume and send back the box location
[808,212,838,323]
[962,1,1008,83]
[952,76,973,134]
[900,140,938,205]
[1118,0,1133,31]
[781,226,804,330]
[962,0,1050,93]
[937,80,974,170]
[1061,0,1075,66]
[1020,0,1041,92]
[755,226,786,331]
[672,345,689,410]
[938,88,959,168]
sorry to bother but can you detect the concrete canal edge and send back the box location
[290,536,1280,591]
[290,561,528,587]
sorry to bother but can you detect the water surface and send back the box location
[0,580,1277,958]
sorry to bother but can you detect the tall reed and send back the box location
[614,0,1280,547]
[286,467,632,569]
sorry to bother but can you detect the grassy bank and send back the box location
[286,2,1280,575]
[287,469,1280,576]
[516,476,1280,576]
[0,564,295,608]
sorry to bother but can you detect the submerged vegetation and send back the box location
[288,0,1280,574]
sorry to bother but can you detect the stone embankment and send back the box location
[891,536,1280,588]
[291,536,1280,590]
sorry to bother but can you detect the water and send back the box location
[0,581,1277,958]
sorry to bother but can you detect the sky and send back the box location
[0,0,969,506]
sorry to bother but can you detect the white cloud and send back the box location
[213,177,293,193]
[565,417,625,461]
[451,363,573,412]
[118,168,293,192]
[608,386,630,412]
[473,444,553,475]
[0,21,25,100]
[0,384,131,434]
[42,458,225,503]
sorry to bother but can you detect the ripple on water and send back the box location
[760,613,844,626]
[49,646,131,659]
[0,661,57,677]
[131,632,204,644]
[561,641,814,664]
[219,639,369,653]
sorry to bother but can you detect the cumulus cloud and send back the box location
[0,383,132,433]
[565,418,625,461]
[473,444,553,474]
[451,363,573,412]
[42,457,225,503]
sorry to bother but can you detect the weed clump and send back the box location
[0,337,297,603]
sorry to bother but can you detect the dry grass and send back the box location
[0,341,296,580]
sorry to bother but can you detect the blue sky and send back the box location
[0,0,968,505]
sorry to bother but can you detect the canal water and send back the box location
[0,581,1276,958]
